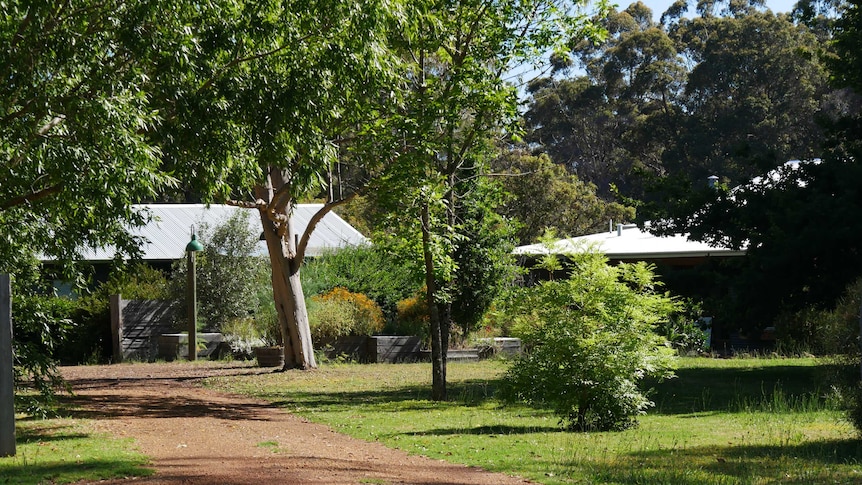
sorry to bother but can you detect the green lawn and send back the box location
[0,418,152,484]
[208,357,862,484]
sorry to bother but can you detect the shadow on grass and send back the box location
[0,459,152,485]
[574,438,862,485]
[16,424,89,444]
[647,363,842,415]
[417,424,560,436]
[261,377,510,413]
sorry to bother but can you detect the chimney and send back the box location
[617,223,623,236]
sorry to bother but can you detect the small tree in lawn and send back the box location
[501,249,677,431]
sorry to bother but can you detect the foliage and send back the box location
[301,244,421,325]
[0,0,177,269]
[308,288,385,345]
[773,278,860,356]
[655,297,710,355]
[448,179,521,342]
[528,0,831,203]
[171,210,269,332]
[394,290,431,343]
[369,0,609,400]
[12,292,74,417]
[500,251,677,431]
[492,149,635,244]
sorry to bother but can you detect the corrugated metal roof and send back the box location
[513,224,745,260]
[73,204,368,261]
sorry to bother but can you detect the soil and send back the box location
[60,362,534,485]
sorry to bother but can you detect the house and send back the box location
[513,223,745,268]
[72,203,368,265]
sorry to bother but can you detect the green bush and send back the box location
[13,293,76,416]
[656,298,710,355]
[499,251,677,431]
[171,210,269,332]
[301,244,421,328]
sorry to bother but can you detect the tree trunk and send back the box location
[263,234,316,370]
[422,200,447,401]
[254,168,317,370]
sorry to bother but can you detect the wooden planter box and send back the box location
[254,346,284,367]
[157,333,225,361]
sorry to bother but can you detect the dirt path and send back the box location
[60,362,533,485]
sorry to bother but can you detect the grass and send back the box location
[207,356,862,485]
[0,417,152,484]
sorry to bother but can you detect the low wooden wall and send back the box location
[326,336,423,363]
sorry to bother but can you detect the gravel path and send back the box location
[60,362,533,485]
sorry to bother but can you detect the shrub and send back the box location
[171,210,268,332]
[301,244,421,327]
[394,290,430,342]
[499,251,677,431]
[308,288,384,345]
[656,298,710,355]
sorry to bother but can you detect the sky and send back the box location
[633,0,798,20]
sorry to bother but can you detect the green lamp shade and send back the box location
[185,234,204,252]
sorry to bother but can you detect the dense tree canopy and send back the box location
[526,0,832,202]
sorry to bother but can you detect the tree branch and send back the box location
[0,183,64,211]
[294,193,358,262]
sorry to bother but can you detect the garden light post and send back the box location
[186,227,203,361]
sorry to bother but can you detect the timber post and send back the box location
[0,274,15,457]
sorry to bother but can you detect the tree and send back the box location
[500,250,677,431]
[492,149,635,245]
[373,0,608,400]
[526,0,831,205]
[1,1,179,270]
[145,0,403,369]
[171,210,268,332]
[638,0,860,333]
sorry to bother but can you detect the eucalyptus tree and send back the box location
[373,0,609,400]
[150,0,402,369]
[527,2,686,197]
[662,2,830,185]
[491,149,634,245]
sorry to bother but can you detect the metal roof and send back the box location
[75,204,368,261]
[513,224,745,260]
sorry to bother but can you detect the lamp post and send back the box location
[185,227,203,361]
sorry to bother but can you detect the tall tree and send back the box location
[374,0,607,400]
[491,149,634,244]
[644,0,861,332]
[152,0,401,369]
[526,0,831,205]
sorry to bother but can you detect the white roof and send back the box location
[513,224,745,260]
[74,204,368,261]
